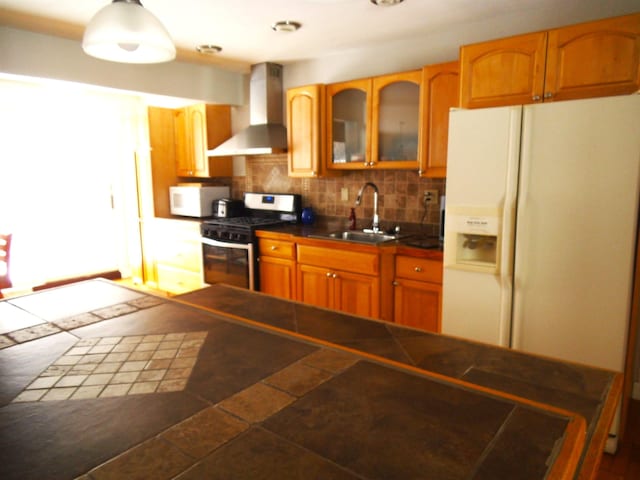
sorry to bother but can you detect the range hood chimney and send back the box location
[208,62,287,156]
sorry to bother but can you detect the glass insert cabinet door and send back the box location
[326,79,372,168]
[371,70,422,167]
[326,71,422,170]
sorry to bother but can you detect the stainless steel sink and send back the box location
[309,230,403,244]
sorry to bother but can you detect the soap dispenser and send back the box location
[348,208,357,230]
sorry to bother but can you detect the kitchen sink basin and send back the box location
[309,230,403,244]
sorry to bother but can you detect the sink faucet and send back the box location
[355,182,380,233]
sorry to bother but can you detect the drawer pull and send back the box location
[270,245,277,251]
[414,266,422,273]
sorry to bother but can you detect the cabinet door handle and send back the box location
[326,272,332,277]
[332,273,338,279]
[270,246,277,251]
[544,92,553,99]
[532,95,541,102]
[392,281,399,286]
[414,266,422,272]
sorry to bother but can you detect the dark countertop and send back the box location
[257,219,444,260]
[0,279,619,479]
[178,284,621,480]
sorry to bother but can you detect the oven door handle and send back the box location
[201,237,251,250]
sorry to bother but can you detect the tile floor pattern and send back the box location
[12,331,207,403]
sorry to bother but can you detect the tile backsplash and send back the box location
[231,155,445,234]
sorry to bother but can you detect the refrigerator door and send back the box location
[442,106,522,346]
[511,95,640,372]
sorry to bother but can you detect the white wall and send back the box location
[0,26,244,106]
[282,1,640,88]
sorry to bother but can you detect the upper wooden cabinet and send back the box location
[174,104,233,178]
[545,13,640,102]
[371,70,422,170]
[326,78,372,169]
[287,84,327,178]
[326,71,422,170]
[460,13,640,108]
[419,61,459,178]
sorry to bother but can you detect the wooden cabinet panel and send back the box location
[147,107,177,218]
[420,61,459,178]
[296,263,379,318]
[156,264,202,295]
[394,278,441,332]
[259,256,296,300]
[259,238,296,259]
[393,255,442,332]
[258,238,296,300]
[297,263,333,309]
[395,256,442,283]
[460,31,547,108]
[174,104,233,178]
[334,270,379,318]
[146,219,204,295]
[297,244,378,275]
[460,13,640,108]
[287,84,327,178]
[545,13,640,102]
[297,242,381,318]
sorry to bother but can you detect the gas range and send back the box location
[200,193,301,244]
[201,216,288,244]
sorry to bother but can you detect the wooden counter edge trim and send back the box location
[172,287,587,480]
[547,415,587,480]
[575,372,624,480]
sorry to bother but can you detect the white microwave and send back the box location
[169,185,230,217]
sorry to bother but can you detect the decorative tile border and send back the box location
[12,331,207,403]
[0,295,166,350]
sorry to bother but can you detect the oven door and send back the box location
[201,237,255,290]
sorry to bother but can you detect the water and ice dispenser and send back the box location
[443,206,501,273]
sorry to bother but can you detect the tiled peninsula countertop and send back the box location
[0,279,620,479]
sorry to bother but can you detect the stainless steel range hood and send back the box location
[208,62,287,156]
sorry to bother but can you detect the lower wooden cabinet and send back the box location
[145,219,204,295]
[297,263,379,318]
[258,237,296,299]
[297,243,380,318]
[393,255,442,332]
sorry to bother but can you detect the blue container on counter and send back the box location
[301,207,316,225]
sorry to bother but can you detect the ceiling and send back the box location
[0,0,638,73]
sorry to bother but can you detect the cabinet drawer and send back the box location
[259,239,295,259]
[395,256,442,283]
[298,245,378,275]
[154,239,202,271]
[156,264,203,294]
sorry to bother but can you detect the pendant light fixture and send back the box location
[82,0,176,64]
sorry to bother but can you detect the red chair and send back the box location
[0,233,12,299]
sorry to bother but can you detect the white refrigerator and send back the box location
[441,95,640,450]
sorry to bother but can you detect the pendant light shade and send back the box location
[82,0,176,64]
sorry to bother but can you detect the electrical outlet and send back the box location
[423,190,438,206]
[341,187,349,201]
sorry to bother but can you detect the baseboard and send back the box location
[633,381,640,400]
